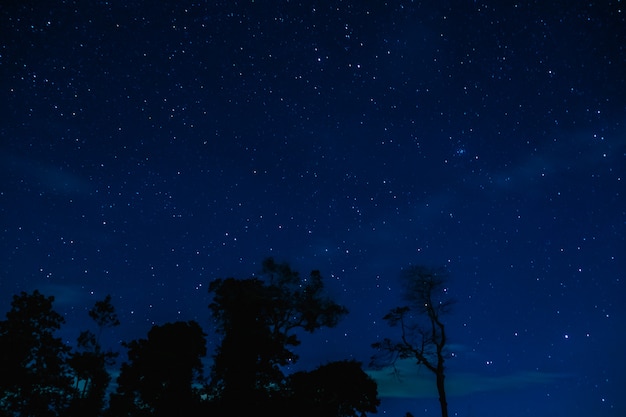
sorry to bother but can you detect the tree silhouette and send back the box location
[208,277,286,414]
[89,294,121,341]
[371,266,454,417]
[67,294,120,416]
[260,257,349,334]
[288,360,380,417]
[108,320,206,417]
[208,257,348,415]
[0,290,73,417]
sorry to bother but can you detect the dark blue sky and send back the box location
[1,1,625,416]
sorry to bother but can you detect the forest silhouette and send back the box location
[0,258,452,417]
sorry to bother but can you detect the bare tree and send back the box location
[372,266,454,417]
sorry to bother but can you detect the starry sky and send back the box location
[1,1,625,416]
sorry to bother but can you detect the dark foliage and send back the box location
[208,277,289,412]
[66,295,120,417]
[207,258,349,415]
[89,294,121,330]
[108,320,207,417]
[0,260,379,417]
[288,360,380,417]
[0,290,73,417]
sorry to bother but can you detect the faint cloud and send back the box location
[368,358,570,399]
[34,283,86,307]
[487,126,626,190]
[447,370,570,396]
[368,364,436,398]
[1,153,94,195]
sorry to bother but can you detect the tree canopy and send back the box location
[109,320,207,417]
[67,294,120,417]
[207,258,349,414]
[0,259,380,417]
[289,360,380,417]
[0,290,72,417]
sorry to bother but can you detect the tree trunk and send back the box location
[436,369,448,417]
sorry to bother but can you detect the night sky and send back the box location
[1,1,625,416]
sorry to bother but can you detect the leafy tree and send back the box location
[207,257,348,414]
[371,266,454,417]
[108,320,207,417]
[0,290,73,417]
[89,294,121,341]
[288,360,380,417]
[208,277,286,413]
[260,257,349,334]
[67,294,120,416]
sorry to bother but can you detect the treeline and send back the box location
[0,258,380,417]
